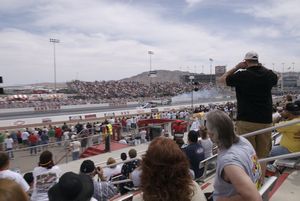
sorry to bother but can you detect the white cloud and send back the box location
[246,26,281,38]
[0,0,299,85]
[0,0,36,12]
[237,0,300,37]
[185,0,205,7]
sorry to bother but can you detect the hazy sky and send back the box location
[1,0,299,86]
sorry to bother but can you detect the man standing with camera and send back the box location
[219,51,278,177]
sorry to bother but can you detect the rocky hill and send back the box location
[121,70,191,84]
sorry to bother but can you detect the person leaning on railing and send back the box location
[270,102,300,157]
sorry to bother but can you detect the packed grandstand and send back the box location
[0,93,299,201]
[0,79,230,109]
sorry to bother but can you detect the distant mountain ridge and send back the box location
[121,70,190,84]
[7,70,191,88]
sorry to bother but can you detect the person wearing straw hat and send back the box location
[31,150,61,201]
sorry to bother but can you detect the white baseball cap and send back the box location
[244,51,259,60]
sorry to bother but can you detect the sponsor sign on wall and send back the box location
[151,108,159,113]
[104,112,115,117]
[69,115,82,120]
[42,118,52,123]
[34,106,61,111]
[84,114,97,119]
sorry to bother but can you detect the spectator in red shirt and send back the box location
[28,133,38,155]
[55,127,63,146]
[172,121,186,140]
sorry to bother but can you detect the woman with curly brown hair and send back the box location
[133,137,206,201]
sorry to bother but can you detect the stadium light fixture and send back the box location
[50,38,60,93]
[281,62,284,92]
[209,58,213,84]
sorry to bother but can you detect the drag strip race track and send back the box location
[0,98,235,121]
[0,104,140,120]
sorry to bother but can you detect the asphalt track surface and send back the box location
[0,104,139,120]
[0,98,234,120]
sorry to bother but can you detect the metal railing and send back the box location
[242,119,300,138]
[259,152,300,163]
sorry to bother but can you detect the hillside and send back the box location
[6,70,191,89]
[121,70,191,84]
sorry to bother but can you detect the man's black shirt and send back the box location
[226,66,278,124]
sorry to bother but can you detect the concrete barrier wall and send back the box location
[0,107,34,114]
[0,104,190,129]
[62,103,109,109]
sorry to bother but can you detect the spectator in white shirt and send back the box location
[4,135,14,159]
[103,157,122,181]
[21,130,30,146]
[0,152,29,192]
[70,135,81,160]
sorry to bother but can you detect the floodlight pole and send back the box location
[281,62,284,93]
[148,50,154,90]
[50,38,60,93]
[209,58,213,84]
[189,75,195,110]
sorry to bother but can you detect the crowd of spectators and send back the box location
[0,80,216,109]
[67,80,208,100]
[0,98,92,109]
[1,94,300,200]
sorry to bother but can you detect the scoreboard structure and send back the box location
[0,76,3,94]
[215,66,226,76]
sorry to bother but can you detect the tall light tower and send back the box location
[148,50,154,72]
[281,62,285,92]
[292,62,295,72]
[148,50,154,95]
[209,58,213,84]
[50,38,60,93]
[272,63,275,71]
[189,75,195,109]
